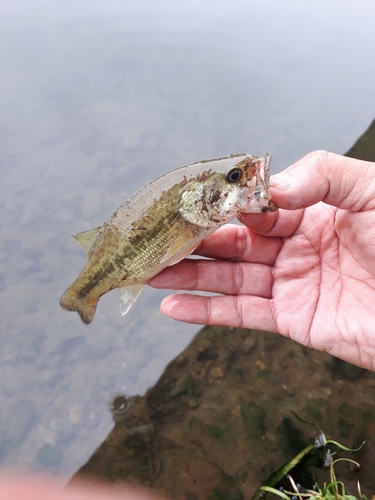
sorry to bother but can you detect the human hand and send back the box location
[149,151,375,371]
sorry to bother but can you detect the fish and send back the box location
[59,153,277,324]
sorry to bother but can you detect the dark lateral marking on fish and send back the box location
[77,261,116,298]
[79,210,183,299]
[76,246,138,298]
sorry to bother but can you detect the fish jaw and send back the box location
[241,153,277,213]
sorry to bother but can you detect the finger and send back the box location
[238,209,304,238]
[192,224,282,262]
[270,150,375,211]
[160,294,277,332]
[149,259,272,297]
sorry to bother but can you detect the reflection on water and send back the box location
[1,0,375,482]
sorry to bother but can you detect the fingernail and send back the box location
[161,296,181,316]
[271,173,289,190]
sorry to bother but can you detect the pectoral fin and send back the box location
[160,227,198,265]
[119,284,145,315]
[72,226,101,254]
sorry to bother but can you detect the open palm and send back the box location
[150,152,375,370]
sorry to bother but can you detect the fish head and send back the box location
[178,153,277,228]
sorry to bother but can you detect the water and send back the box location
[0,0,375,478]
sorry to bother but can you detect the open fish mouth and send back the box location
[245,153,277,213]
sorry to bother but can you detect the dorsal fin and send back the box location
[71,226,101,254]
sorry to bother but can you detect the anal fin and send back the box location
[119,284,145,315]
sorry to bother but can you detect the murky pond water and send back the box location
[1,0,375,484]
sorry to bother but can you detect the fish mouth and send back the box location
[245,153,278,213]
[253,153,271,200]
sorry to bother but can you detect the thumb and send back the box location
[270,150,375,211]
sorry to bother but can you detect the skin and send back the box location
[149,151,375,372]
[0,475,162,500]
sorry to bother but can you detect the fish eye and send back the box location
[226,168,243,183]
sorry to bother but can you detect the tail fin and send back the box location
[60,287,98,325]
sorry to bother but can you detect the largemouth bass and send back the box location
[60,153,277,324]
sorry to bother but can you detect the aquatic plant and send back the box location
[253,433,366,500]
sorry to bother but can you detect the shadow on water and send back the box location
[70,121,375,499]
